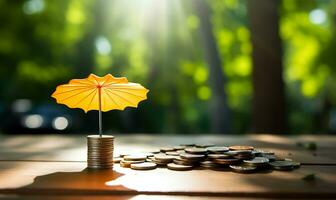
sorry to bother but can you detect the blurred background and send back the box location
[0,0,335,135]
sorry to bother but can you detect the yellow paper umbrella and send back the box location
[51,74,149,136]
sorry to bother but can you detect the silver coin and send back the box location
[230,164,257,173]
[154,154,175,162]
[167,163,193,171]
[206,146,229,153]
[130,162,157,170]
[173,146,186,150]
[195,144,215,148]
[166,151,180,156]
[180,153,205,160]
[269,161,294,171]
[160,147,175,152]
[113,157,122,163]
[244,157,269,166]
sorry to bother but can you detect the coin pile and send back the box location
[113,144,301,173]
[87,135,114,169]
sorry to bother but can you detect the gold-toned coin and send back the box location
[229,145,254,151]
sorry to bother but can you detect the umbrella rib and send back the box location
[71,80,94,85]
[105,88,144,98]
[73,88,97,107]
[60,85,92,88]
[59,87,95,102]
[101,75,111,86]
[92,76,100,85]
[86,89,98,111]
[108,86,143,90]
[102,79,128,87]
[105,89,135,106]
[104,89,121,109]
[53,86,95,96]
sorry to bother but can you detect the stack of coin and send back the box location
[87,135,114,169]
[114,143,301,173]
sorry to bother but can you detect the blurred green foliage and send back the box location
[0,0,335,134]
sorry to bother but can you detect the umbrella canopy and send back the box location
[51,73,149,135]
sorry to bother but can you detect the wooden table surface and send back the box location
[0,134,335,199]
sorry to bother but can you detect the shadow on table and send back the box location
[20,168,135,198]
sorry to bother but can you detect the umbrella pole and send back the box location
[98,87,102,137]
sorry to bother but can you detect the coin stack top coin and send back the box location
[87,135,114,169]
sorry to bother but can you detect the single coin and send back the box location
[130,162,157,170]
[151,158,170,165]
[166,151,180,156]
[176,150,186,154]
[208,154,232,159]
[244,157,269,166]
[173,146,186,150]
[253,149,275,156]
[195,143,215,148]
[154,154,175,162]
[185,147,207,154]
[230,164,257,173]
[167,163,193,171]
[283,158,300,168]
[160,147,175,152]
[124,154,147,161]
[269,161,294,171]
[120,160,144,168]
[113,157,122,163]
[180,153,205,160]
[223,151,239,156]
[206,146,230,153]
[229,145,254,151]
[87,135,114,139]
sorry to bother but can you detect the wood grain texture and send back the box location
[0,134,335,199]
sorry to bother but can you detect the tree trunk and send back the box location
[195,0,230,133]
[247,0,285,134]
